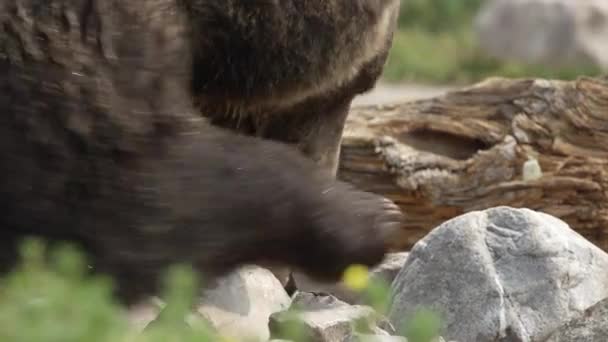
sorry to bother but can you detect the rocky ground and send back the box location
[129,206,608,342]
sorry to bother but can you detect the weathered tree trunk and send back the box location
[339,77,608,251]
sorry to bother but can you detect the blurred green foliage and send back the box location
[383,0,602,84]
[398,0,484,32]
[0,239,443,342]
[0,238,217,342]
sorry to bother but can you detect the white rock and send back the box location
[271,292,395,342]
[126,298,163,332]
[350,334,407,342]
[194,265,291,341]
[388,206,608,341]
[474,0,608,70]
[545,297,608,341]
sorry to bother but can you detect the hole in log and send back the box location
[397,129,491,160]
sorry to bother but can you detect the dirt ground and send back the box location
[352,82,455,106]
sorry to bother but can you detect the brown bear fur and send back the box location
[0,0,401,305]
[194,0,401,175]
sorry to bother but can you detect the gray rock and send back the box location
[126,298,163,332]
[271,292,395,342]
[474,0,608,70]
[370,253,411,285]
[545,297,608,341]
[293,253,409,303]
[350,334,407,342]
[349,333,455,342]
[264,264,293,289]
[194,265,291,341]
[290,291,352,311]
[388,206,608,342]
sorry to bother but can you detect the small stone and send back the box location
[271,292,394,342]
[350,333,408,342]
[522,158,542,181]
[126,297,163,332]
[193,265,291,341]
[292,252,409,303]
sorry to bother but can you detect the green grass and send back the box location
[382,0,603,84]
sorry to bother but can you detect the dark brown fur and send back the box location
[194,0,401,174]
[0,0,401,305]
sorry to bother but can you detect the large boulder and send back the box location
[474,0,608,70]
[545,297,608,342]
[388,206,608,341]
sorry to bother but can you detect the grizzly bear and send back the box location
[195,0,401,175]
[0,0,401,305]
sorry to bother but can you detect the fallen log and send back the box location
[339,77,608,251]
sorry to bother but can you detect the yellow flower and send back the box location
[342,264,370,291]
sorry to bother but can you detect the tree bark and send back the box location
[339,77,608,251]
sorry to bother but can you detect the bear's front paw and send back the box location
[292,183,404,282]
[371,196,404,243]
